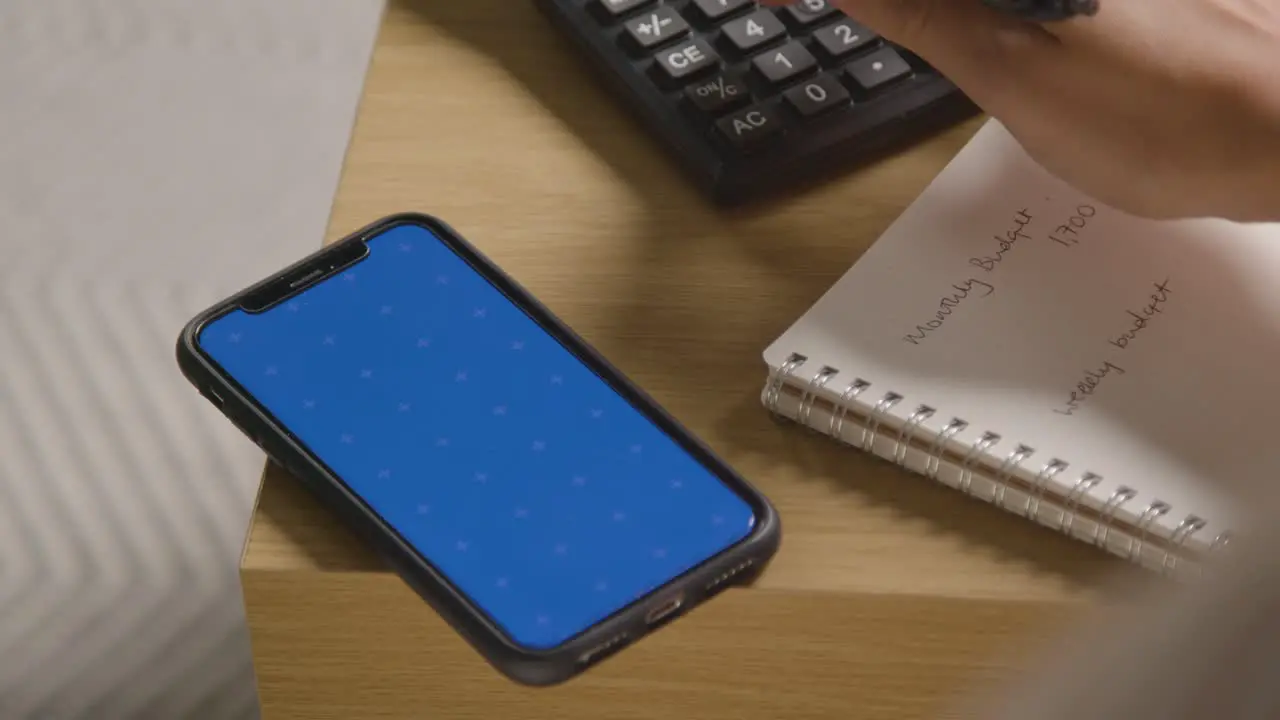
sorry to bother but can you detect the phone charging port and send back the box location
[644,594,684,626]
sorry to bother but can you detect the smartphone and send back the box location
[177,213,780,686]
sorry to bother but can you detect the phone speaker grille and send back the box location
[578,632,630,666]
[704,559,755,594]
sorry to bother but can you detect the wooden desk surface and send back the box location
[240,1,1132,717]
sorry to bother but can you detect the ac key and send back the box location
[715,102,786,151]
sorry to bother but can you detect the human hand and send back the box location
[762,0,1280,222]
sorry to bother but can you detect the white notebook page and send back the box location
[764,120,1280,545]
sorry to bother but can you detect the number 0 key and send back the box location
[783,73,850,117]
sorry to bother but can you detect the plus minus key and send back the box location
[623,7,690,52]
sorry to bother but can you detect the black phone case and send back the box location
[175,212,781,686]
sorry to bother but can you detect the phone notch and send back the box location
[239,238,370,313]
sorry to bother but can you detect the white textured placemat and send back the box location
[0,0,384,716]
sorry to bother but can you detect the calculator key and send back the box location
[783,73,850,116]
[596,0,657,19]
[654,38,721,83]
[623,7,689,51]
[781,0,841,25]
[716,102,786,150]
[685,72,752,115]
[813,18,879,60]
[751,41,817,85]
[721,10,787,54]
[846,47,913,91]
[688,0,755,23]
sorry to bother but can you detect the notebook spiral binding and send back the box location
[764,352,1233,577]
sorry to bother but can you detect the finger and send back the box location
[828,0,1059,92]
[761,0,1075,173]
[762,1,1085,200]
[1038,0,1170,67]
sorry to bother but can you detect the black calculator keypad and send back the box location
[538,0,976,205]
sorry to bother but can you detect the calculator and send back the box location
[534,0,978,205]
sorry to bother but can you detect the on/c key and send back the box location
[715,102,785,151]
[684,72,751,115]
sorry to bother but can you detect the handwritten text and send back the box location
[902,209,1036,346]
[1053,361,1126,416]
[1053,278,1174,416]
[1110,279,1172,349]
[969,208,1034,272]
[902,279,995,345]
[1049,204,1098,247]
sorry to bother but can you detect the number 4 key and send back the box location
[721,9,787,53]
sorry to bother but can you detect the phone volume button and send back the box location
[201,386,226,407]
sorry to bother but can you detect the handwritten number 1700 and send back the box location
[1049,204,1098,247]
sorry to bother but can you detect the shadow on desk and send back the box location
[282,0,1126,589]
[717,392,1129,587]
[399,0,955,388]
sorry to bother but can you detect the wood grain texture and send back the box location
[241,0,1138,714]
[244,571,1083,720]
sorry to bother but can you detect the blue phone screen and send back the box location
[197,222,756,649]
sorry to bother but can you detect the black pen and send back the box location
[981,0,1100,22]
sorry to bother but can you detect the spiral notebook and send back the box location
[762,119,1280,576]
